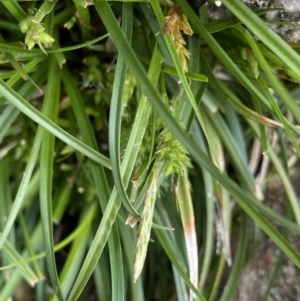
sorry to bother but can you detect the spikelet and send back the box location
[162,6,193,73]
[133,164,160,282]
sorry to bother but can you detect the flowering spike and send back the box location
[162,6,193,73]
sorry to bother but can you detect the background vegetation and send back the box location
[1,0,300,300]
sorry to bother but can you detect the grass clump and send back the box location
[1,1,300,300]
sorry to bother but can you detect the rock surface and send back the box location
[232,167,300,301]
[199,0,300,42]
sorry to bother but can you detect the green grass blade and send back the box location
[1,239,39,285]
[0,128,42,249]
[50,204,96,301]
[177,168,199,300]
[18,215,45,280]
[34,1,58,24]
[66,196,121,301]
[2,1,26,22]
[0,67,48,249]
[39,55,65,301]
[109,2,140,218]
[173,265,189,301]
[0,78,111,169]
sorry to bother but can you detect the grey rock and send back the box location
[203,0,300,42]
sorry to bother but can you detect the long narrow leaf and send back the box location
[39,55,65,301]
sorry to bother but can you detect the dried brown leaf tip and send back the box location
[162,6,193,73]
